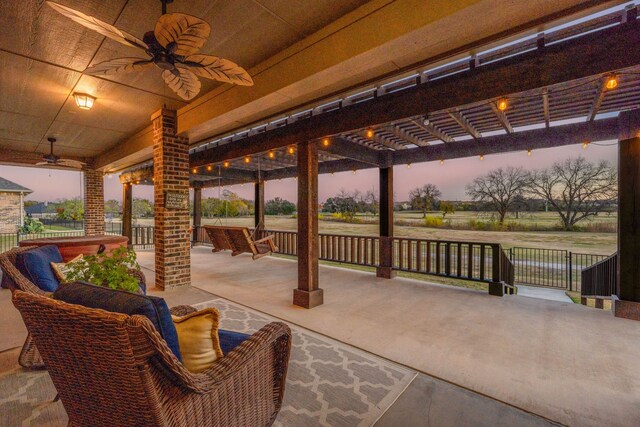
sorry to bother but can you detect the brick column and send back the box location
[153,109,191,290]
[83,168,104,236]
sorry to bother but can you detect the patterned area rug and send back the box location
[0,298,416,427]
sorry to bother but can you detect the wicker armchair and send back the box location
[12,290,292,427]
[0,246,147,369]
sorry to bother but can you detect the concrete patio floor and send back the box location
[134,247,640,427]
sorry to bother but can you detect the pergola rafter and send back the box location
[448,110,482,139]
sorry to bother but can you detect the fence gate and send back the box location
[511,247,570,289]
[510,248,608,291]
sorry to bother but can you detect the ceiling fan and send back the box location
[36,137,86,169]
[46,0,253,101]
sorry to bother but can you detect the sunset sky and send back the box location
[0,141,617,204]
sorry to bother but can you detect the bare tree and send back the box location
[409,184,442,217]
[527,157,617,231]
[465,167,528,224]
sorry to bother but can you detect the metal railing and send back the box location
[509,248,608,291]
[581,253,618,298]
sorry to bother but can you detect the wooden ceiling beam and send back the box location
[392,117,618,165]
[448,110,481,139]
[263,158,375,181]
[490,102,514,133]
[320,137,381,165]
[410,119,454,143]
[369,131,406,150]
[587,77,609,121]
[190,21,640,168]
[119,166,153,184]
[386,125,429,146]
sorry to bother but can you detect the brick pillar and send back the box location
[153,109,191,290]
[83,168,104,236]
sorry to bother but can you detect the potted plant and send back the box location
[65,246,143,293]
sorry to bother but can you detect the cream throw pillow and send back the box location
[50,254,83,282]
[172,308,224,373]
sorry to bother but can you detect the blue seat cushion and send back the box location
[218,329,250,355]
[16,245,63,292]
[53,281,181,361]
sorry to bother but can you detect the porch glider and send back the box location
[203,226,278,260]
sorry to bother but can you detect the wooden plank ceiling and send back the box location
[157,7,640,187]
[0,0,368,159]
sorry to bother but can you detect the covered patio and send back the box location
[2,0,640,426]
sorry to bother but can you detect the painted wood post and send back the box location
[122,183,132,247]
[255,180,265,235]
[376,162,396,278]
[614,109,640,320]
[193,186,202,244]
[293,141,323,308]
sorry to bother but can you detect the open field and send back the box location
[189,214,617,255]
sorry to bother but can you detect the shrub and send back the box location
[20,217,45,233]
[423,216,443,228]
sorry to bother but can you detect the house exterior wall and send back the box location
[0,191,22,233]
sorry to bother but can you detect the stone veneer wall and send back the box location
[83,169,105,236]
[0,192,22,233]
[153,109,191,290]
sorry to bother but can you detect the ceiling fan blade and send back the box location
[46,1,148,51]
[34,162,50,166]
[85,57,154,75]
[183,54,253,86]
[58,159,86,169]
[162,64,201,101]
[154,13,210,57]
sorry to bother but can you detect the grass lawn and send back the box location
[182,212,617,255]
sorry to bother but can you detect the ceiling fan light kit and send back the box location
[46,0,254,101]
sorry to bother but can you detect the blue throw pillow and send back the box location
[54,281,182,361]
[16,245,63,292]
[218,329,250,355]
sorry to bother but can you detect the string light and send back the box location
[407,163,411,168]
[288,146,295,155]
[605,75,618,90]
[582,140,590,149]
[527,148,532,156]
[352,169,357,175]
[244,156,251,163]
[192,167,197,173]
[440,159,444,165]
[135,180,140,185]
[366,129,374,138]
[322,138,330,147]
[268,151,275,159]
[223,161,230,168]
[479,154,485,161]
[206,165,212,171]
[497,98,508,111]
[330,172,335,176]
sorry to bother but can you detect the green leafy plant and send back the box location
[20,217,45,233]
[65,246,141,293]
